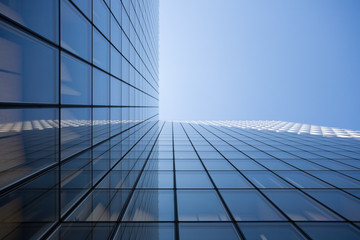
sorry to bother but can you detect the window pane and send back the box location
[287,160,327,170]
[177,190,230,221]
[137,171,174,188]
[276,171,332,188]
[257,160,296,170]
[221,190,285,221]
[61,53,91,105]
[175,160,204,170]
[263,190,342,221]
[179,223,240,240]
[0,169,58,239]
[72,0,91,19]
[61,0,91,61]
[61,150,91,215]
[93,29,109,72]
[145,160,173,170]
[243,171,293,188]
[298,223,360,240]
[0,108,58,190]
[0,22,58,103]
[115,223,175,240]
[122,190,174,221]
[304,189,360,221]
[93,108,110,144]
[66,190,129,221]
[93,69,110,105]
[209,171,253,188]
[230,160,265,170]
[307,171,360,188]
[93,0,109,38]
[176,171,213,188]
[203,160,235,170]
[239,223,306,240]
[61,108,91,160]
[0,0,58,42]
[49,223,115,240]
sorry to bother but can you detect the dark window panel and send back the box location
[0,22,59,103]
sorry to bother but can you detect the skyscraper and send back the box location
[1,1,360,240]
[0,0,159,239]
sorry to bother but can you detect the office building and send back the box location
[1,1,360,240]
[0,0,159,239]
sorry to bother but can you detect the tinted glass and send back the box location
[0,108,59,190]
[209,171,253,188]
[298,223,360,240]
[61,53,91,105]
[61,0,91,61]
[239,223,306,240]
[0,0,58,42]
[263,190,342,221]
[115,223,175,240]
[93,68,110,105]
[221,190,285,221]
[177,190,230,221]
[0,22,58,103]
[61,108,91,160]
[122,190,174,221]
[305,189,360,221]
[244,171,293,188]
[179,223,240,240]
[176,171,213,188]
[93,29,109,72]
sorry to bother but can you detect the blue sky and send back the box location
[159,0,360,130]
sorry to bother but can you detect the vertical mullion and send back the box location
[172,122,180,240]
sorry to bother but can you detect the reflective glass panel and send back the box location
[177,190,230,221]
[61,0,91,61]
[0,22,58,103]
[263,190,342,221]
[122,190,174,221]
[220,190,285,221]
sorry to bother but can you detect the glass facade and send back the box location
[0,0,159,239]
[1,1,360,240]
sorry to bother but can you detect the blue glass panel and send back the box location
[176,171,213,188]
[175,160,204,170]
[93,29,109,72]
[209,171,253,188]
[298,223,360,240]
[221,190,285,221]
[122,190,174,221]
[61,0,91,61]
[177,190,230,221]
[93,69,110,105]
[243,171,293,188]
[305,189,360,221]
[179,223,240,240]
[0,0,58,42]
[61,108,91,160]
[308,171,360,188]
[276,171,332,188]
[239,223,306,240]
[61,53,91,105]
[0,22,58,103]
[137,171,174,188]
[115,223,175,240]
[263,190,342,221]
[66,190,129,221]
[93,0,109,39]
[0,108,58,190]
[72,0,92,19]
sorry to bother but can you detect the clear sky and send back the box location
[159,0,360,130]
